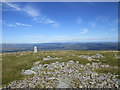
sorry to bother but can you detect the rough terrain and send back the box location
[2,50,120,88]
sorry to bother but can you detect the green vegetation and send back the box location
[2,50,119,86]
[94,67,119,74]
[0,55,2,88]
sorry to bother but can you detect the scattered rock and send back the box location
[92,54,104,58]
[4,57,120,88]
[20,53,28,55]
[43,56,62,61]
[48,77,57,80]
[56,81,70,88]
[21,69,36,75]
[78,54,102,61]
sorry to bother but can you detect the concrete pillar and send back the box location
[34,46,38,53]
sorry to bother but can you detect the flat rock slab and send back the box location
[21,70,36,75]
[56,81,70,88]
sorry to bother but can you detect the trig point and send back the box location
[34,46,38,53]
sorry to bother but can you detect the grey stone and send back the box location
[56,81,70,88]
[21,70,36,75]
[83,70,93,75]
[48,77,57,80]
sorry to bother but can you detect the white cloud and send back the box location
[23,6,40,17]
[15,22,32,27]
[45,19,55,24]
[4,22,32,28]
[33,16,59,28]
[7,24,15,27]
[3,2,59,28]
[80,28,88,34]
[4,2,21,11]
[3,22,16,27]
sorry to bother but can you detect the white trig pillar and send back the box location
[34,46,38,53]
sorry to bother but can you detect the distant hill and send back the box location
[1,42,119,53]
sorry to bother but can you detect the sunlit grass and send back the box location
[2,50,119,86]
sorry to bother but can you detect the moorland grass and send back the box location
[2,50,119,86]
[0,55,2,87]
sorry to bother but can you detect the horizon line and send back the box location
[1,41,119,44]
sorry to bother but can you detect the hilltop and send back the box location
[2,50,120,88]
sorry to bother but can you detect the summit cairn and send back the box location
[34,46,38,53]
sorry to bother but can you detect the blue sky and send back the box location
[2,2,118,43]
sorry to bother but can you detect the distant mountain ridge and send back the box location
[1,42,119,53]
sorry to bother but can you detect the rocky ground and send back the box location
[3,53,120,88]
